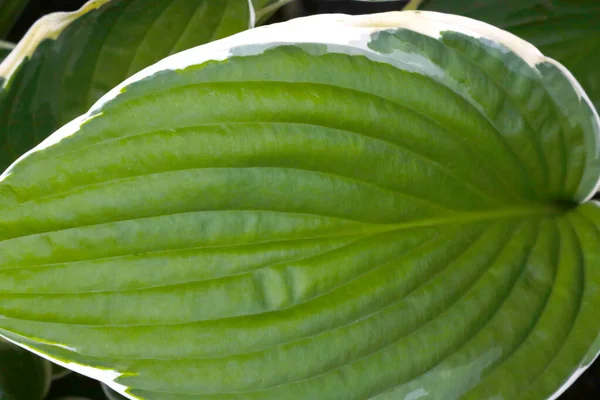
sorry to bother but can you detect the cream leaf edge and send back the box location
[1,11,599,400]
[4,10,598,199]
[0,0,111,86]
[0,0,280,88]
[0,333,66,400]
[0,332,136,399]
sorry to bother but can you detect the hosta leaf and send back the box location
[1,10,600,400]
[255,0,292,25]
[416,0,600,111]
[0,0,29,39]
[0,339,51,400]
[0,0,290,172]
[0,41,13,63]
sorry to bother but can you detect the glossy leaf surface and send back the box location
[418,0,600,111]
[1,10,600,400]
[0,0,288,171]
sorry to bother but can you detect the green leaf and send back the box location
[0,41,13,63]
[404,0,424,10]
[51,361,72,381]
[0,0,30,39]
[1,10,600,400]
[0,0,288,172]
[0,339,51,400]
[417,0,600,111]
[253,0,294,25]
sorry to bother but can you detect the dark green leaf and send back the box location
[0,0,289,171]
[0,339,51,400]
[0,41,13,63]
[0,10,599,400]
[0,0,30,39]
[51,362,72,381]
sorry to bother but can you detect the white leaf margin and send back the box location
[0,334,132,399]
[4,10,599,198]
[0,0,272,87]
[0,10,599,400]
[0,0,111,86]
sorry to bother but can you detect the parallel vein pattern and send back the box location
[0,11,599,400]
[419,0,600,110]
[0,0,286,171]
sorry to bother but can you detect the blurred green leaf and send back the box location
[51,362,72,381]
[0,0,30,39]
[0,40,13,63]
[45,368,106,400]
[0,339,51,400]
[255,0,294,24]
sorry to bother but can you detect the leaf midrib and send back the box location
[377,204,567,232]
[0,204,569,251]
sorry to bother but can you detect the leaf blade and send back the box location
[0,10,599,400]
[418,0,600,111]
[0,0,285,171]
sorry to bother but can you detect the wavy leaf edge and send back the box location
[1,10,600,400]
[0,0,275,89]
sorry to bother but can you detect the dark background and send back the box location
[6,1,599,399]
